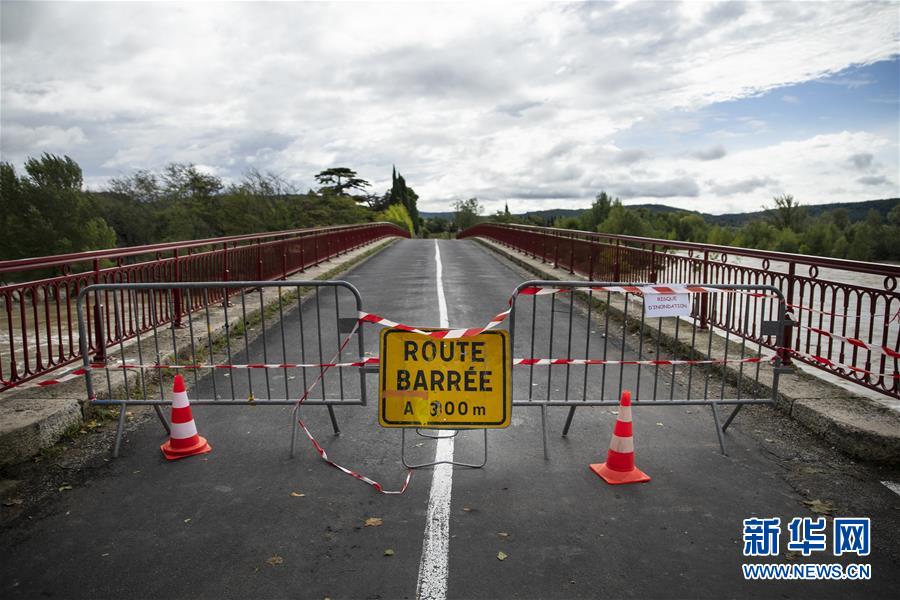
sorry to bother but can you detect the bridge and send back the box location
[1,225,898,598]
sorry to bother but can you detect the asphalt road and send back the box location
[2,238,899,599]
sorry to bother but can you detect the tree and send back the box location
[314,167,370,196]
[453,197,483,231]
[108,169,161,203]
[579,191,613,232]
[378,204,415,236]
[766,194,805,232]
[0,155,115,261]
[24,153,83,190]
[388,167,420,233]
[597,201,647,237]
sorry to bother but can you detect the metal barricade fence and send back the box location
[508,281,790,457]
[74,279,790,463]
[76,281,367,457]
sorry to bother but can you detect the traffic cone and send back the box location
[161,374,212,460]
[589,390,650,484]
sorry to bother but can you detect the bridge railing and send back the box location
[0,222,409,390]
[459,222,899,399]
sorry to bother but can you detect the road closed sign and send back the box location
[379,329,511,429]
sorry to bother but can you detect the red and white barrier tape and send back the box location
[788,303,900,323]
[292,320,413,495]
[12,360,136,390]
[298,422,411,494]
[50,355,766,373]
[796,324,900,359]
[359,308,511,339]
[788,349,900,380]
[512,356,765,366]
[517,284,777,298]
[93,358,381,370]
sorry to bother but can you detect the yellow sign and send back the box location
[379,329,511,429]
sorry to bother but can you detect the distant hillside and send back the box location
[422,198,899,225]
[699,198,899,226]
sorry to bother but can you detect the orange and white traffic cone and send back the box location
[589,390,650,484]
[161,374,212,460]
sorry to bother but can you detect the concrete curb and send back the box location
[474,237,900,465]
[0,238,399,467]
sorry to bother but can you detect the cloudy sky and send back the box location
[1,1,898,214]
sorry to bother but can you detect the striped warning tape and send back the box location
[292,319,412,495]
[297,419,412,494]
[788,303,900,323]
[512,356,765,366]
[789,349,900,379]
[517,284,777,298]
[797,324,900,359]
[93,358,382,370]
[359,308,511,339]
[11,360,137,390]
[56,355,766,372]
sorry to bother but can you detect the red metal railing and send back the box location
[460,222,900,399]
[0,222,409,390]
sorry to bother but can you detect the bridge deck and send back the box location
[2,239,898,599]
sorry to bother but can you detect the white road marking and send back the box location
[882,481,900,497]
[416,240,455,600]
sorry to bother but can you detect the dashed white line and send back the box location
[416,240,455,600]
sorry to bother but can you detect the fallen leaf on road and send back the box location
[266,555,284,566]
[58,485,73,492]
[384,549,395,557]
[290,492,305,497]
[803,499,835,515]
[497,551,508,561]
[365,517,383,527]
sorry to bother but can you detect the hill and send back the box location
[423,198,899,225]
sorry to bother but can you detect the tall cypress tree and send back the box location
[389,165,419,233]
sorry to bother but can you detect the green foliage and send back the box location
[314,167,370,197]
[499,189,899,263]
[0,157,388,265]
[388,167,420,233]
[378,203,414,236]
[0,154,116,261]
[598,201,648,237]
[765,194,806,232]
[579,192,613,232]
[453,197,483,231]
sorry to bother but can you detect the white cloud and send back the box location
[1,1,898,213]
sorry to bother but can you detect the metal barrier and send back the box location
[1,222,408,390]
[74,279,788,464]
[461,222,899,399]
[508,281,790,457]
[76,281,368,457]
